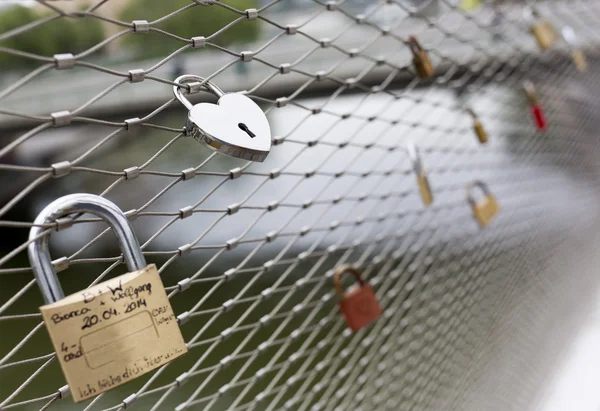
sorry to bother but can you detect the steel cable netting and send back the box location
[1,0,600,410]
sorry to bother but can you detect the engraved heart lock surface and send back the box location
[173,75,271,162]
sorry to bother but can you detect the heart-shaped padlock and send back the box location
[173,75,271,162]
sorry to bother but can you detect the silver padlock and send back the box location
[29,194,187,402]
[173,74,271,162]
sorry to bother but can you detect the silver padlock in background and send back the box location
[173,74,271,162]
[28,194,187,403]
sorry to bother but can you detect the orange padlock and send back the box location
[334,264,381,331]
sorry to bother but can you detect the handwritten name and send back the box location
[108,281,152,302]
[51,307,91,324]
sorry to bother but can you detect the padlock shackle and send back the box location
[28,194,147,304]
[173,74,225,110]
[523,80,539,106]
[466,180,492,207]
[561,26,579,48]
[406,141,424,175]
[407,36,424,56]
[333,264,366,297]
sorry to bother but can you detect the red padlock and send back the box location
[531,104,547,131]
[334,264,381,331]
[524,80,547,131]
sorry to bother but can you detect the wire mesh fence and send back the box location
[1,0,600,410]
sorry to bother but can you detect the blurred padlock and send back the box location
[29,194,187,402]
[334,264,381,331]
[466,108,488,144]
[562,26,588,72]
[571,50,588,72]
[409,36,435,79]
[525,7,558,50]
[404,0,440,17]
[467,181,499,228]
[459,0,482,11]
[523,80,547,131]
[531,21,558,50]
[407,141,433,206]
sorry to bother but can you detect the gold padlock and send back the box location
[409,36,435,79]
[407,141,433,207]
[531,21,558,50]
[572,50,588,72]
[417,173,433,206]
[562,26,587,72]
[28,194,188,402]
[467,181,499,228]
[525,8,557,50]
[466,108,488,144]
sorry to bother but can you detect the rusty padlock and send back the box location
[467,181,500,228]
[523,80,547,131]
[28,194,187,402]
[525,7,558,50]
[334,264,381,331]
[562,26,588,72]
[407,141,433,207]
[409,36,435,79]
[466,108,488,144]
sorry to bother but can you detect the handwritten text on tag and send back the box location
[40,264,187,402]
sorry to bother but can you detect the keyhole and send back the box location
[238,123,256,138]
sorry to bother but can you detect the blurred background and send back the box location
[1,0,600,410]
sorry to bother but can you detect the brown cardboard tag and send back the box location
[40,264,187,402]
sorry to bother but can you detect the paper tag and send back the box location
[40,264,187,402]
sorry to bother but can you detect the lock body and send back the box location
[473,195,499,228]
[29,194,188,403]
[473,120,488,144]
[531,104,547,131]
[417,173,433,206]
[40,264,187,402]
[530,21,557,50]
[413,51,435,79]
[174,75,271,162]
[185,93,271,162]
[339,285,382,331]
